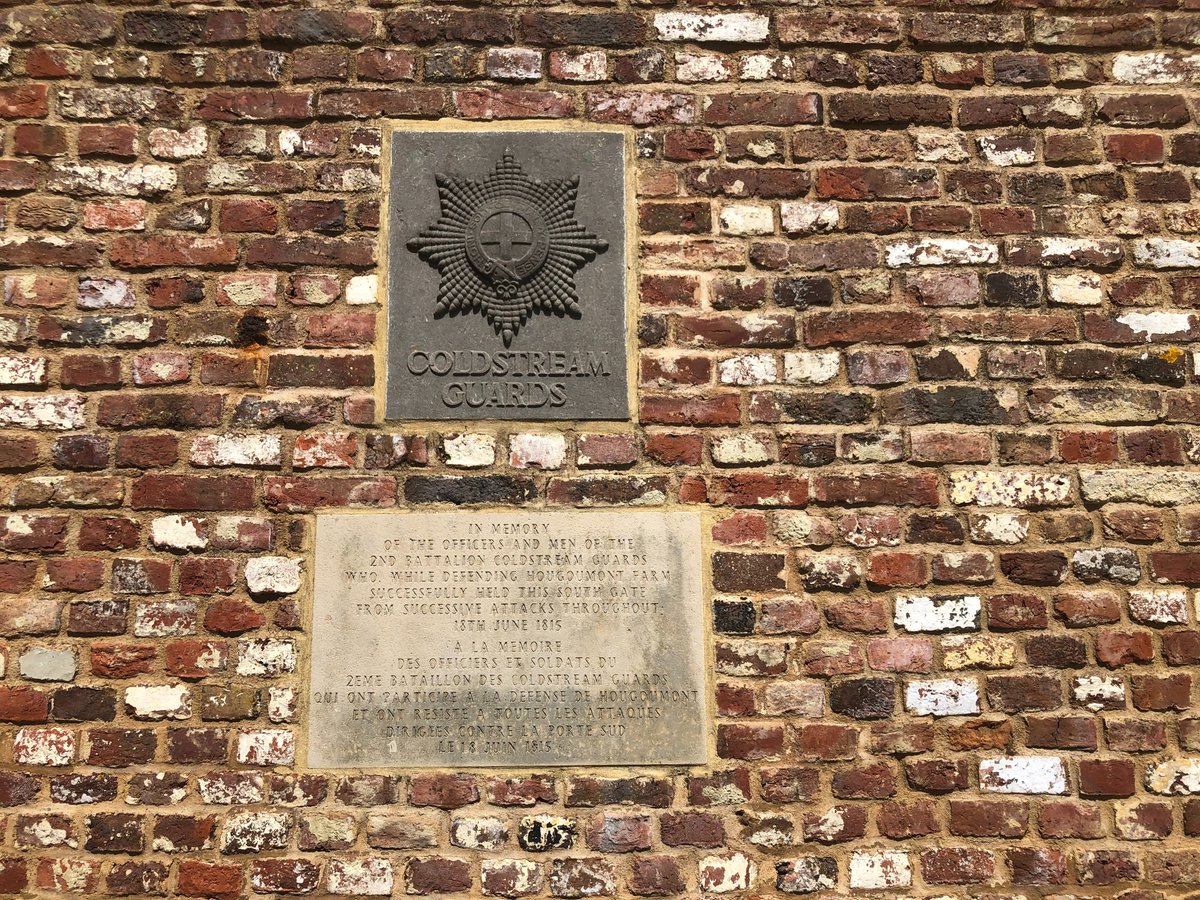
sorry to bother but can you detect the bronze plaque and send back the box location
[308,511,706,767]
[386,129,629,420]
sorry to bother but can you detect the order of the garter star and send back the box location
[406,150,609,347]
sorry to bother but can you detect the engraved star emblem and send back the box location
[407,150,609,347]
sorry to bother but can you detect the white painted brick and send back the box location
[346,275,378,305]
[968,512,1029,544]
[980,756,1068,794]
[777,858,836,893]
[245,556,302,595]
[1042,95,1086,121]
[327,858,394,896]
[978,135,1035,166]
[783,351,839,385]
[1148,758,1200,794]
[14,727,75,766]
[211,516,272,550]
[238,638,297,676]
[654,12,769,43]
[719,203,773,236]
[948,470,1072,507]
[198,772,266,805]
[149,125,208,160]
[300,813,357,851]
[150,515,208,551]
[1081,469,1200,505]
[905,678,979,717]
[739,54,793,81]
[216,273,276,307]
[451,817,508,850]
[1115,310,1195,341]
[0,355,47,386]
[190,433,282,467]
[222,811,290,853]
[550,50,607,83]
[942,634,1016,670]
[588,92,693,127]
[914,131,970,163]
[1134,239,1200,269]
[0,394,85,430]
[711,432,773,466]
[443,432,496,468]
[675,52,733,83]
[716,640,787,677]
[719,353,777,385]
[1074,545,1139,584]
[886,238,999,267]
[1113,52,1200,84]
[1128,588,1189,625]
[124,684,191,720]
[780,201,839,235]
[133,600,197,638]
[47,163,176,197]
[39,859,98,893]
[1073,675,1125,711]
[132,350,189,385]
[269,686,297,723]
[773,513,834,547]
[509,433,567,470]
[293,431,356,469]
[69,315,156,344]
[894,594,981,633]
[849,851,912,890]
[1016,236,1118,265]
[486,47,542,81]
[698,852,756,893]
[278,128,317,158]
[22,813,75,848]
[842,430,903,463]
[1048,272,1103,306]
[238,729,296,766]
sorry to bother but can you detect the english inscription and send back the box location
[386,129,629,420]
[308,511,707,768]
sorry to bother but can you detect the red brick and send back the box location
[178,861,243,898]
[0,85,48,118]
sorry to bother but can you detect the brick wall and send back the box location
[2,0,1200,896]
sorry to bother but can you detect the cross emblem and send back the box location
[479,210,534,263]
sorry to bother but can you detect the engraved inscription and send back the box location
[309,511,706,768]
[407,151,608,347]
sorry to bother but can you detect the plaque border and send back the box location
[298,507,717,772]
[376,121,637,426]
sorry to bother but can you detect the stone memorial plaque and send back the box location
[386,129,629,421]
[308,511,706,767]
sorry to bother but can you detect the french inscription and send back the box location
[309,511,706,768]
[386,129,629,420]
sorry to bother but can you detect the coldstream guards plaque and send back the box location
[386,129,629,420]
[307,511,707,768]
